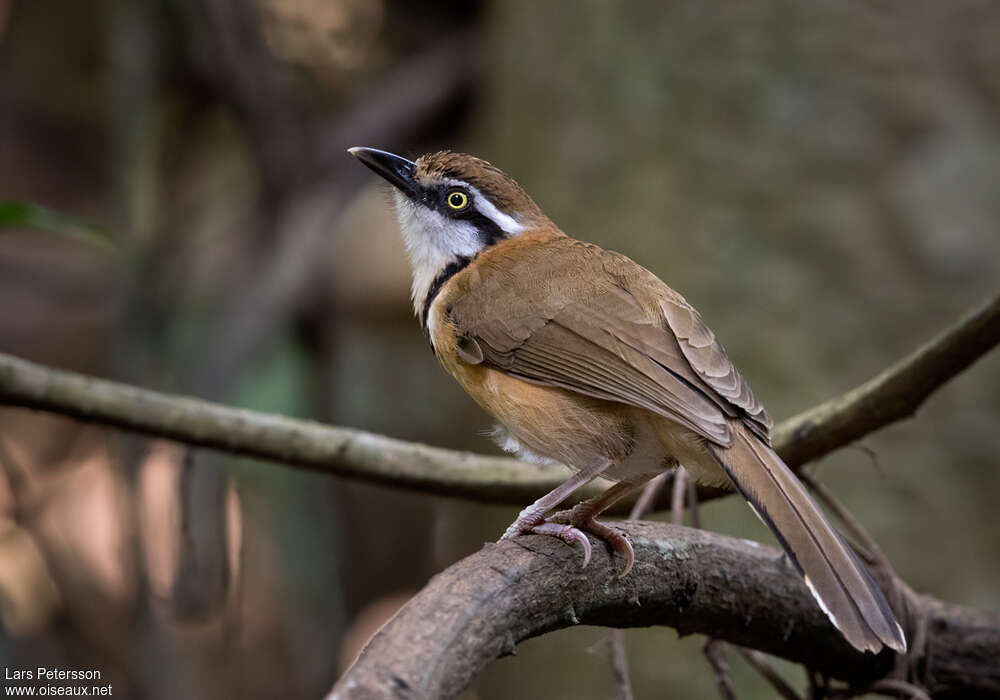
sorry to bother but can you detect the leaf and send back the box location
[0,200,117,252]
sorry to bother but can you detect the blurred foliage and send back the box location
[0,201,116,252]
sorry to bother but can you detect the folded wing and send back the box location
[448,238,771,445]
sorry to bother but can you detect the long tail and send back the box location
[708,425,906,654]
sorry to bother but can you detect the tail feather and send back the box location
[708,426,906,654]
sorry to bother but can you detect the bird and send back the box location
[348,145,907,655]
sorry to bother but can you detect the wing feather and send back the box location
[448,237,771,446]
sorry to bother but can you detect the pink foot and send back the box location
[549,511,635,577]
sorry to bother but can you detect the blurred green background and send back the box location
[1,1,998,698]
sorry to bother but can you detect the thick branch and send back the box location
[328,521,1000,700]
[0,293,998,508]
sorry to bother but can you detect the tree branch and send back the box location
[0,351,559,502]
[771,292,1000,469]
[0,292,997,509]
[327,521,1000,700]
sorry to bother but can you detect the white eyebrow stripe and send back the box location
[440,177,525,235]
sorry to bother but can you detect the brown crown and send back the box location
[415,151,546,221]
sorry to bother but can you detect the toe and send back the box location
[575,519,634,577]
[547,509,572,525]
[530,522,593,567]
[614,534,635,578]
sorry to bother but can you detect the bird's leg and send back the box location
[548,474,657,577]
[500,460,613,566]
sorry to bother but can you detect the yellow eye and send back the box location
[446,190,469,210]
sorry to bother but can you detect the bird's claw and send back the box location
[596,524,634,578]
[528,522,592,567]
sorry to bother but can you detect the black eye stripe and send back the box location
[439,186,505,246]
[466,211,505,247]
[427,184,507,246]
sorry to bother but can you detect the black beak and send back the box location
[348,147,421,199]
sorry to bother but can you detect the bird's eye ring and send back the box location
[446,190,469,211]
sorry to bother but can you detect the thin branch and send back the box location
[800,474,885,569]
[670,466,688,525]
[800,473,929,690]
[651,291,1000,509]
[704,639,738,700]
[327,521,1000,700]
[604,473,667,700]
[0,351,566,502]
[736,648,803,700]
[606,631,634,700]
[771,292,1000,468]
[630,473,666,519]
[0,293,998,509]
[686,473,701,528]
[830,678,932,700]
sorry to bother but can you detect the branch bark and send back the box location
[0,293,997,510]
[327,521,1000,700]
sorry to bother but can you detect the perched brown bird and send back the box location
[349,146,906,654]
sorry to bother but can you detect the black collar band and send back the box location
[421,255,473,329]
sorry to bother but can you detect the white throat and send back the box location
[392,184,525,322]
[394,192,479,319]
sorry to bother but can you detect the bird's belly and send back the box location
[443,349,731,486]
[455,365,637,472]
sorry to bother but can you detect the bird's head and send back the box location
[349,147,551,322]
